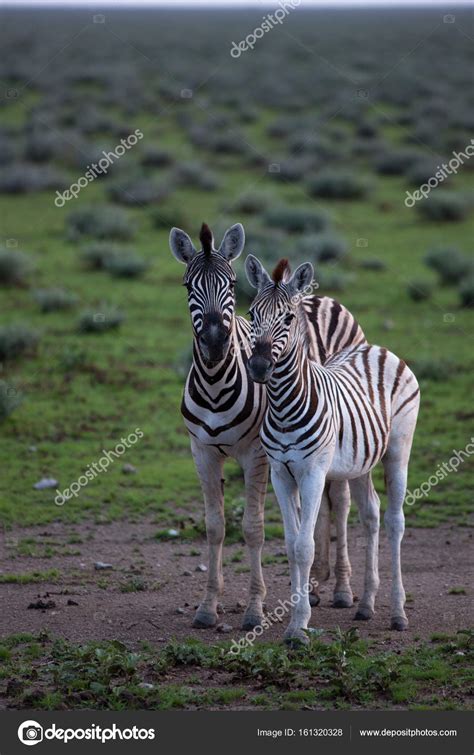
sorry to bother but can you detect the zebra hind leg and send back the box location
[349,473,380,621]
[328,480,353,608]
[309,486,330,607]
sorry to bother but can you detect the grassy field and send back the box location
[0,6,472,710]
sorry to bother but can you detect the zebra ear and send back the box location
[219,223,245,261]
[245,254,271,290]
[288,262,314,296]
[169,227,197,264]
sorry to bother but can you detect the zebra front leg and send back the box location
[270,463,304,645]
[329,480,353,608]
[349,473,380,621]
[240,444,269,630]
[190,441,225,628]
[287,469,327,645]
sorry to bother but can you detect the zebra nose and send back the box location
[248,354,273,383]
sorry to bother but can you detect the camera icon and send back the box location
[180,88,193,99]
[268,163,281,173]
[93,13,105,23]
[443,14,455,24]
[18,720,44,746]
[356,238,368,248]
[356,88,369,99]
[5,87,18,99]
[93,312,105,323]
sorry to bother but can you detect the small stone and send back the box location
[138,682,154,690]
[236,600,246,609]
[196,564,207,572]
[176,607,185,614]
[122,463,137,474]
[94,562,113,570]
[167,529,179,538]
[217,603,225,614]
[29,445,37,453]
[216,623,232,633]
[182,570,192,576]
[67,599,79,606]
[33,477,58,490]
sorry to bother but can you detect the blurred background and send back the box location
[0,1,473,534]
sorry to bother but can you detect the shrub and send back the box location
[424,247,472,285]
[296,233,348,263]
[459,276,474,308]
[174,162,220,191]
[0,325,39,361]
[173,343,193,378]
[80,242,117,270]
[225,191,272,215]
[104,253,149,278]
[268,157,314,182]
[140,146,174,167]
[24,132,59,162]
[107,177,168,206]
[0,380,23,422]
[78,307,124,333]
[0,164,68,194]
[263,206,329,233]
[406,158,447,187]
[33,288,79,313]
[315,269,354,292]
[307,170,371,200]
[416,192,469,222]
[409,358,452,382]
[374,148,421,176]
[406,279,434,302]
[66,206,136,241]
[0,250,32,286]
[359,258,387,271]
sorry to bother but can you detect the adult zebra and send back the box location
[245,255,420,645]
[169,223,366,630]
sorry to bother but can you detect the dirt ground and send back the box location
[0,520,472,650]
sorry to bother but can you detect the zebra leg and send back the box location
[309,486,330,607]
[329,480,353,608]
[286,467,327,646]
[240,444,269,630]
[349,473,380,621]
[269,463,303,644]
[190,440,225,628]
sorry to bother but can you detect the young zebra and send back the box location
[169,223,366,630]
[245,254,420,645]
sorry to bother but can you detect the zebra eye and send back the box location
[284,313,295,326]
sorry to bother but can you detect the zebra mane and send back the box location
[199,223,214,257]
[272,258,291,284]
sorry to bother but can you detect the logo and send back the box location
[18,721,43,746]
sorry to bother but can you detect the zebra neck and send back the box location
[266,336,317,423]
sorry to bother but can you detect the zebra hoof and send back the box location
[192,610,217,628]
[353,607,374,621]
[283,628,310,648]
[241,613,264,631]
[333,592,353,609]
[391,616,409,631]
[309,593,320,607]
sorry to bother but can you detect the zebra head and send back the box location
[169,222,245,364]
[245,254,314,383]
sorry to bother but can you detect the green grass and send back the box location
[0,629,471,710]
[0,569,60,584]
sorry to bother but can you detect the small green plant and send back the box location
[307,170,371,200]
[120,576,147,593]
[80,242,117,270]
[67,206,136,241]
[33,288,79,313]
[263,206,329,233]
[296,233,348,263]
[0,325,39,361]
[459,276,474,308]
[406,279,434,302]
[0,380,23,421]
[417,192,469,222]
[78,307,124,333]
[104,252,150,278]
[0,250,32,286]
[424,247,472,285]
[409,357,453,382]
